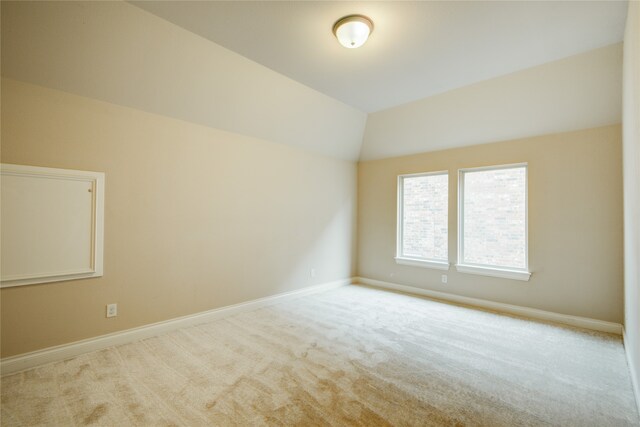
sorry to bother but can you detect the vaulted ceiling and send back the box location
[1,1,628,161]
[131,1,627,113]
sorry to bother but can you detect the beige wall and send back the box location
[358,125,623,322]
[0,78,357,358]
[623,0,640,405]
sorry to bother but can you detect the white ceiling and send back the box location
[131,1,628,113]
[2,1,628,161]
[1,1,367,160]
[361,44,622,160]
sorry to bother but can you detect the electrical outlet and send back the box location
[106,303,118,318]
[310,268,316,278]
[441,274,448,284]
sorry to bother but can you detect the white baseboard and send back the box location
[623,328,640,417]
[1,278,351,376]
[3,277,624,377]
[355,277,623,335]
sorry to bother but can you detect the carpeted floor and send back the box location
[1,285,638,426]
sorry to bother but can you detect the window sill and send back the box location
[455,264,531,281]
[395,257,450,271]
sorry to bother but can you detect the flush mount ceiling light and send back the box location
[332,15,373,49]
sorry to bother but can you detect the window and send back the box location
[457,164,530,281]
[396,171,449,270]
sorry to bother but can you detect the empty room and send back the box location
[1,1,639,425]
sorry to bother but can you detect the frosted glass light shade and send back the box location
[333,15,373,49]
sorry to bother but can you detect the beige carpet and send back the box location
[1,284,638,426]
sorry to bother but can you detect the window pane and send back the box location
[401,174,448,261]
[462,167,526,269]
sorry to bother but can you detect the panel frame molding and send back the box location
[0,163,105,288]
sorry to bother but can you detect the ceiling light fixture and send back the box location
[332,15,373,49]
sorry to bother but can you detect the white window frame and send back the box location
[456,163,531,281]
[396,171,450,271]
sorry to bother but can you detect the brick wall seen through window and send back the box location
[461,166,526,269]
[400,173,448,261]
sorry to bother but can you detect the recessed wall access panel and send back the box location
[1,164,105,288]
